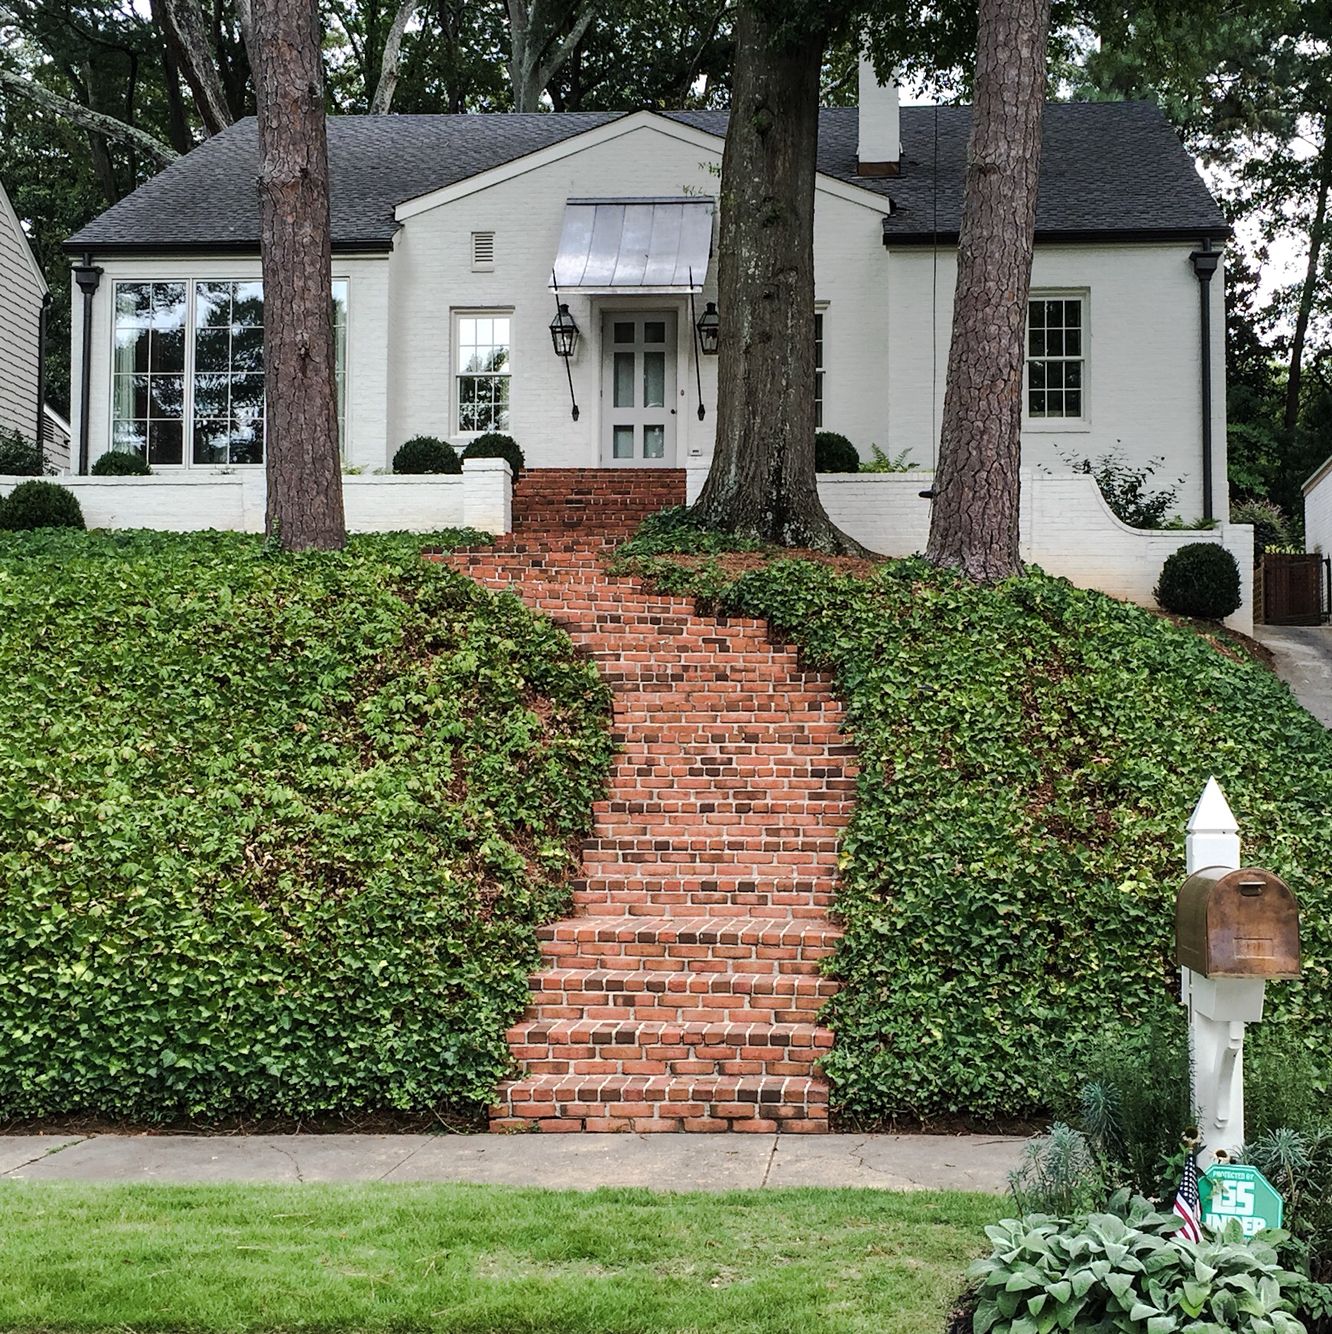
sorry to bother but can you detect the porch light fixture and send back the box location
[695,301,720,355]
[549,302,580,359]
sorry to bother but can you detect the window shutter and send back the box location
[471,231,495,270]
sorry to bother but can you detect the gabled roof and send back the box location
[64,102,1227,256]
[0,178,49,292]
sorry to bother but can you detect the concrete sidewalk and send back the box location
[0,1132,1027,1193]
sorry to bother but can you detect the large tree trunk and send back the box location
[369,0,417,113]
[1284,120,1331,435]
[159,0,235,134]
[925,0,1051,581]
[692,3,856,552]
[255,0,346,550]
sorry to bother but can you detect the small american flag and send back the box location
[1173,1150,1204,1243]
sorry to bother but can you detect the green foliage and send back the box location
[1246,1127,1332,1285]
[861,444,920,474]
[1155,544,1243,620]
[1063,450,1184,529]
[0,427,47,476]
[615,507,770,559]
[1232,496,1304,555]
[392,436,462,475]
[968,1191,1307,1334]
[0,529,614,1119]
[1008,1123,1107,1218]
[615,554,1332,1121]
[91,449,153,476]
[462,432,525,475]
[815,431,860,474]
[0,479,85,531]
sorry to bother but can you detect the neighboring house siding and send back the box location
[0,184,45,443]
[883,243,1226,523]
[43,408,72,473]
[74,253,390,473]
[1305,463,1332,557]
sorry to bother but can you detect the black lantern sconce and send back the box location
[695,301,720,356]
[549,302,580,359]
[548,275,581,421]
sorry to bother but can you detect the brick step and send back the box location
[571,891,834,918]
[490,1073,830,1133]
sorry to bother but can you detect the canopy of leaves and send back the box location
[0,529,613,1120]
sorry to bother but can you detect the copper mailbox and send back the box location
[1175,866,1301,979]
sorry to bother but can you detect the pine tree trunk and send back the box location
[693,3,858,552]
[925,0,1051,581]
[255,0,346,550]
[1284,123,1331,435]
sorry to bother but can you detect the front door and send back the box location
[601,311,677,466]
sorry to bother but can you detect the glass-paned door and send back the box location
[601,311,677,466]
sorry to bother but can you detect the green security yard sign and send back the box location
[1200,1163,1284,1237]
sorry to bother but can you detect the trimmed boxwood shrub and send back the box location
[815,431,860,473]
[1155,542,1242,620]
[0,530,613,1120]
[0,427,45,476]
[462,432,524,475]
[613,544,1332,1122]
[392,436,461,474]
[92,450,152,476]
[0,479,85,531]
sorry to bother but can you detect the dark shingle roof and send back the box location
[65,103,1226,254]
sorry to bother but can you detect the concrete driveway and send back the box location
[1254,625,1332,727]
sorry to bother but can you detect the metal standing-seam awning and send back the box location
[551,197,715,294]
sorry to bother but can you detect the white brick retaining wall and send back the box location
[0,457,512,537]
[685,467,1255,635]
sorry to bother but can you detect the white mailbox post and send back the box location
[1179,778,1301,1169]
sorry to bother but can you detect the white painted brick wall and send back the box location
[685,466,1254,634]
[1304,463,1332,557]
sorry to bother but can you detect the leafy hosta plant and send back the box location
[968,1190,1307,1333]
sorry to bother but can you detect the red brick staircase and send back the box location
[434,469,856,1132]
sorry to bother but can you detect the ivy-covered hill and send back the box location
[0,530,614,1122]
[619,549,1332,1123]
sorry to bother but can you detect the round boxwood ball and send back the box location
[1,479,85,531]
[1154,542,1242,620]
[392,436,462,474]
[91,450,152,476]
[815,431,860,474]
[462,432,524,476]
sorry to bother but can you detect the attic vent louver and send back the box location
[471,231,495,270]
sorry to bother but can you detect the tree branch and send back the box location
[0,66,179,165]
[160,0,234,134]
[534,0,596,94]
[369,0,417,113]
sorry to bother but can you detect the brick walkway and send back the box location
[434,470,858,1134]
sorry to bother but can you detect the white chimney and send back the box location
[857,54,900,177]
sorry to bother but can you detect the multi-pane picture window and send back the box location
[110,278,349,466]
[814,311,825,427]
[456,313,511,434]
[112,282,187,465]
[1027,296,1085,420]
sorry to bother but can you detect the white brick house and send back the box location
[64,64,1231,521]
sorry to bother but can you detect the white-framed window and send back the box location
[454,310,511,435]
[814,308,826,427]
[1026,293,1086,423]
[110,277,350,467]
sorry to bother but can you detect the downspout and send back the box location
[71,254,103,475]
[1190,239,1221,523]
[35,292,51,458]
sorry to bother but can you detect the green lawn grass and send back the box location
[0,1182,999,1333]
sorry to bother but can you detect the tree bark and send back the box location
[0,67,179,166]
[925,0,1051,581]
[158,0,234,134]
[1284,118,1331,435]
[255,0,346,550]
[369,0,417,113]
[692,3,857,552]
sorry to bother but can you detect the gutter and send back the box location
[71,254,103,475]
[35,292,50,456]
[1190,239,1221,524]
[883,222,1233,248]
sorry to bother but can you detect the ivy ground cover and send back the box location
[618,550,1332,1123]
[0,530,614,1121]
[0,1182,998,1333]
